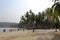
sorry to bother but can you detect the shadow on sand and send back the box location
[51,35,60,40]
[37,31,60,40]
[37,35,60,40]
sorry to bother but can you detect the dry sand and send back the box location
[0,29,60,40]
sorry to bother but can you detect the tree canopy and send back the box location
[18,0,60,31]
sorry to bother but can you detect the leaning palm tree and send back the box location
[52,0,60,16]
[52,3,60,15]
[52,10,58,32]
[52,0,60,32]
[52,0,58,3]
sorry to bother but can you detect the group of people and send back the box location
[3,28,20,32]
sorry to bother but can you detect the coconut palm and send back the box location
[52,0,58,3]
[52,0,60,16]
[35,12,42,28]
[52,0,60,32]
[25,11,30,24]
[29,10,36,32]
[45,8,52,28]
[41,11,46,28]
[52,2,60,16]
[45,8,52,22]
[20,16,25,31]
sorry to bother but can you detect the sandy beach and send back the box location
[0,29,60,40]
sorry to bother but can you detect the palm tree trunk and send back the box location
[55,26,57,32]
[55,22,57,32]
[23,28,24,31]
[33,28,34,32]
[23,26,25,31]
[32,24,35,32]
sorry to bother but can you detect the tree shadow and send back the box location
[37,37,50,40]
[37,35,60,40]
[37,31,60,40]
[51,35,60,40]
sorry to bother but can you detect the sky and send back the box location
[0,0,54,23]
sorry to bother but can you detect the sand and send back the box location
[0,29,60,40]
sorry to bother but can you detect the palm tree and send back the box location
[41,11,46,28]
[37,12,44,28]
[20,16,25,31]
[25,11,30,24]
[45,8,52,22]
[52,0,60,32]
[35,12,41,29]
[52,0,60,16]
[52,2,60,16]
[35,15,39,28]
[29,10,36,32]
[45,8,53,29]
[25,11,31,29]
[52,0,58,3]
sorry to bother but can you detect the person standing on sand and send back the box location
[3,29,6,32]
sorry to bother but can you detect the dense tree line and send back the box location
[19,9,60,28]
[18,0,60,32]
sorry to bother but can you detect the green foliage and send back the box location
[19,1,60,30]
[52,2,60,16]
[52,0,58,3]
[45,8,52,22]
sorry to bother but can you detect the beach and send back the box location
[0,29,60,40]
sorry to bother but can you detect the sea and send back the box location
[0,27,19,32]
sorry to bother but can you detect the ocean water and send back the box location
[0,28,19,32]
